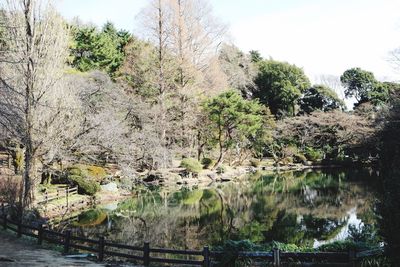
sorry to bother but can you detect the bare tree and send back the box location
[167,0,227,92]
[0,0,71,210]
[388,47,400,75]
[218,44,258,97]
[314,74,346,100]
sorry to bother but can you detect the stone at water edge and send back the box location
[100,182,118,192]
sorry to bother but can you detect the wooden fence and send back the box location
[0,204,378,266]
[36,186,78,206]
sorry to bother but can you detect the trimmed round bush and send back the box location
[68,175,100,196]
[180,158,203,174]
[67,165,107,181]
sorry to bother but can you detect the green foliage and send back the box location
[348,224,380,245]
[203,90,271,166]
[254,60,311,116]
[304,147,324,162]
[86,165,107,180]
[360,257,391,267]
[249,50,263,63]
[213,240,262,267]
[70,22,132,76]
[216,165,226,174]
[201,157,214,169]
[340,67,389,106]
[13,145,24,174]
[318,240,358,252]
[68,175,100,196]
[300,85,345,114]
[180,158,203,174]
[65,164,105,195]
[75,209,107,227]
[67,165,107,181]
[368,82,390,106]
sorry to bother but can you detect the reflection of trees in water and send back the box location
[73,169,377,250]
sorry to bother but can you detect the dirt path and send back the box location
[0,231,109,267]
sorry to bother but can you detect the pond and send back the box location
[67,168,379,250]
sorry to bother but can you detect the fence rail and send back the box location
[36,186,78,205]
[0,204,379,266]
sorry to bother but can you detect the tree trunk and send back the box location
[21,0,34,211]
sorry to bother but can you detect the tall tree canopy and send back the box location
[203,91,271,167]
[70,22,131,75]
[340,67,389,106]
[253,60,311,117]
[299,85,345,114]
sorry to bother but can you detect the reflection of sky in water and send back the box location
[313,207,361,248]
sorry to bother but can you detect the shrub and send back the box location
[67,165,107,181]
[318,240,358,252]
[293,153,307,163]
[216,165,226,174]
[281,157,293,165]
[68,175,100,196]
[213,240,262,267]
[86,165,107,179]
[180,158,202,174]
[249,159,260,167]
[304,147,324,162]
[201,157,214,169]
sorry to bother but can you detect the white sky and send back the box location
[58,0,400,83]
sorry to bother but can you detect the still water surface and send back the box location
[69,169,378,250]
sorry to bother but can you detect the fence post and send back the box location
[203,246,210,267]
[273,248,280,266]
[38,224,43,245]
[17,220,22,238]
[66,187,69,210]
[2,212,6,230]
[98,236,105,261]
[64,230,71,254]
[143,242,150,266]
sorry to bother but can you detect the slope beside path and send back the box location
[0,230,119,267]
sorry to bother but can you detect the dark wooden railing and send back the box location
[0,204,379,266]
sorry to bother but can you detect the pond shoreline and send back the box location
[39,160,376,222]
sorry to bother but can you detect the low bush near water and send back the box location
[180,158,202,174]
[68,175,100,196]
